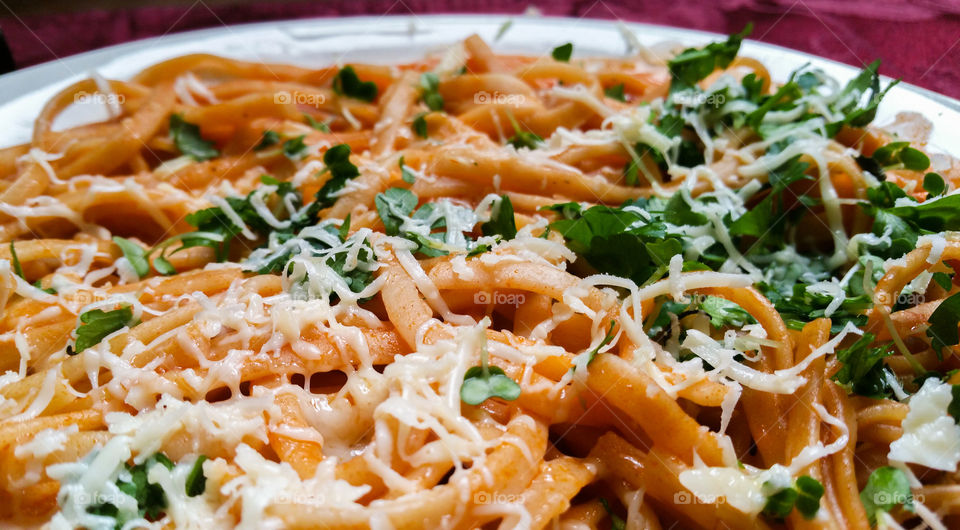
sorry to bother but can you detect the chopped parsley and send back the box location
[8,243,53,293]
[315,144,361,209]
[399,156,416,184]
[460,339,521,405]
[185,455,208,497]
[927,291,960,358]
[762,475,824,520]
[169,114,219,161]
[667,23,751,91]
[506,112,542,150]
[599,498,626,530]
[924,172,946,198]
[412,112,429,138]
[480,195,517,240]
[86,453,174,525]
[698,296,756,328]
[112,236,149,278]
[576,321,617,369]
[551,43,573,62]
[282,135,308,160]
[71,306,137,354]
[9,241,24,279]
[604,83,626,102]
[419,72,444,111]
[254,130,280,150]
[332,65,378,102]
[832,333,896,399]
[304,114,330,132]
[948,385,960,423]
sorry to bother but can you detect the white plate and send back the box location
[1,15,958,154]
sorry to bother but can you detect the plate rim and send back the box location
[1,14,957,143]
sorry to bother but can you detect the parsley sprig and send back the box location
[762,475,824,520]
[460,338,521,405]
[332,66,378,102]
[169,114,219,161]
[419,72,444,111]
[70,305,137,355]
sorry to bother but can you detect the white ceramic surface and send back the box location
[1,15,957,154]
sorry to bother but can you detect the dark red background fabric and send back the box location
[1,0,959,98]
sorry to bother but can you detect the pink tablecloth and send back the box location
[1,0,959,99]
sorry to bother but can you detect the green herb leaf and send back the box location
[667,24,751,91]
[832,333,895,399]
[948,385,960,423]
[480,195,517,239]
[9,241,24,280]
[375,187,419,235]
[508,131,542,150]
[762,476,823,521]
[795,476,825,519]
[623,160,639,186]
[505,110,542,149]
[152,256,176,276]
[728,194,774,238]
[927,291,960,357]
[112,236,150,278]
[412,112,429,138]
[254,130,280,150]
[185,455,208,497]
[599,498,626,530]
[860,466,914,526]
[551,43,573,62]
[282,135,308,160]
[580,321,617,368]
[924,172,946,198]
[115,453,172,520]
[547,199,684,285]
[73,306,136,354]
[605,83,626,102]
[885,193,960,232]
[419,72,445,111]
[831,60,898,131]
[467,243,492,257]
[332,65,378,102]
[399,156,416,184]
[315,144,361,209]
[304,114,330,132]
[933,271,953,291]
[768,156,812,193]
[664,192,708,226]
[762,486,798,519]
[872,141,930,171]
[698,296,756,328]
[460,365,521,405]
[169,114,219,161]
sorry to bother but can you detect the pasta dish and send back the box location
[2,24,960,529]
